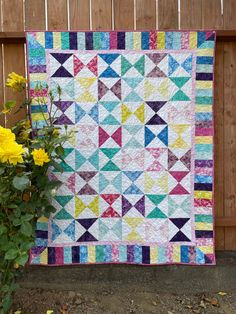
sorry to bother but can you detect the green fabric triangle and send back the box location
[102,101,120,112]
[59,161,74,172]
[75,150,86,170]
[112,173,122,192]
[134,56,145,76]
[101,160,120,171]
[100,148,120,159]
[124,138,142,148]
[170,77,190,88]
[147,207,167,219]
[147,194,166,205]
[99,220,109,237]
[88,150,99,169]
[121,56,133,75]
[99,173,109,191]
[54,208,74,220]
[101,114,120,125]
[124,91,142,101]
[171,90,190,101]
[55,195,74,207]
[124,125,142,135]
[112,220,122,239]
[123,77,143,88]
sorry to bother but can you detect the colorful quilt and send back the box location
[27,31,215,266]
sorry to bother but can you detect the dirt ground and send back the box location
[12,287,236,314]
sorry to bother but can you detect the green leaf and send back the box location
[5,248,18,260]
[50,160,64,173]
[12,175,30,192]
[21,214,34,222]
[0,167,5,175]
[20,221,32,237]
[16,253,29,266]
[55,146,64,156]
[0,224,7,235]
[2,294,13,313]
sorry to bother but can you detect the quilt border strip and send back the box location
[27,30,215,265]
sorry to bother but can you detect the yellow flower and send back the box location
[6,72,27,92]
[0,141,25,165]
[32,148,50,166]
[0,126,15,144]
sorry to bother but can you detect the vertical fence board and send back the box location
[2,0,24,31]
[3,44,26,126]
[180,0,202,29]
[214,42,225,250]
[223,0,236,29]
[202,0,222,29]
[113,0,134,30]
[91,0,112,30]
[0,47,4,126]
[69,0,90,30]
[224,42,236,250]
[136,0,156,30]
[25,0,46,30]
[158,0,178,29]
[47,0,68,30]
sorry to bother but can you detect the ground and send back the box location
[13,288,236,314]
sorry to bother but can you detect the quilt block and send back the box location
[27,31,215,265]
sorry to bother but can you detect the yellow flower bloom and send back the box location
[32,148,50,166]
[0,126,15,144]
[0,141,25,165]
[6,72,27,92]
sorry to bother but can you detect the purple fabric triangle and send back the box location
[110,79,121,100]
[134,196,145,216]
[122,196,133,216]
[51,53,73,64]
[98,80,109,100]
[147,66,166,77]
[78,183,97,195]
[77,231,97,242]
[146,101,166,112]
[54,101,73,113]
[146,114,166,125]
[180,149,191,170]
[77,171,97,182]
[170,218,190,229]
[54,114,73,125]
[77,218,97,230]
[170,230,191,242]
[52,66,73,78]
[147,53,167,65]
[168,149,178,169]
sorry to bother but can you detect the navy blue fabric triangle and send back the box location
[170,231,191,242]
[52,66,73,77]
[77,218,97,229]
[51,53,72,64]
[146,114,166,125]
[77,231,97,242]
[170,218,190,229]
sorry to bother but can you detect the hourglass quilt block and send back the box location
[27,31,215,265]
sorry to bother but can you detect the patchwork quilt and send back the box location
[27,31,215,265]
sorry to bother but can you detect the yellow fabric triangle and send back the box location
[126,230,142,241]
[121,104,132,123]
[144,79,156,98]
[171,124,189,135]
[158,79,169,98]
[157,174,168,193]
[78,77,96,89]
[144,173,155,192]
[40,248,48,264]
[134,103,145,123]
[124,217,143,228]
[170,137,189,148]
[77,91,96,102]
[88,196,99,216]
[75,197,86,217]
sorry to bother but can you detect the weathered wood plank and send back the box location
[202,0,222,29]
[223,0,236,29]
[224,42,236,250]
[180,0,202,29]
[2,0,24,31]
[158,0,178,29]
[113,0,134,30]
[69,0,90,30]
[214,41,225,250]
[3,44,26,126]
[91,0,112,30]
[136,0,156,30]
[25,0,46,30]
[47,0,68,30]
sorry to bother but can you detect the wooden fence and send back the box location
[0,0,235,250]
